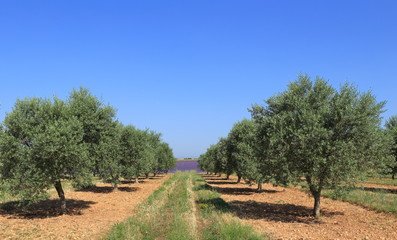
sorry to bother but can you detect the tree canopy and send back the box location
[0,87,176,214]
[200,74,393,217]
[385,115,397,179]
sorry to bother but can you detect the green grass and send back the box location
[364,176,397,186]
[323,187,397,216]
[105,172,266,240]
[105,172,196,240]
[192,174,266,240]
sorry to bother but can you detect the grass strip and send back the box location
[105,172,197,240]
[161,172,196,240]
[323,188,397,216]
[192,174,267,240]
[364,177,397,186]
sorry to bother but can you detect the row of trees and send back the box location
[0,87,176,213]
[199,75,396,217]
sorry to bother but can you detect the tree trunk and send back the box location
[113,183,118,191]
[218,174,221,177]
[54,180,67,214]
[135,177,139,183]
[154,172,157,177]
[392,173,395,180]
[145,173,149,179]
[313,191,321,217]
[226,174,230,180]
[237,175,242,183]
[257,182,262,192]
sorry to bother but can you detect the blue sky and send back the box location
[1,1,396,158]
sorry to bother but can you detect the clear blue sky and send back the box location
[1,1,396,158]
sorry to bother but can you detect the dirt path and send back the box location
[203,174,397,240]
[0,175,170,240]
[187,178,199,239]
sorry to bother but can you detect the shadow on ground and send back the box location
[210,186,277,195]
[206,181,239,185]
[363,187,397,194]
[228,200,343,224]
[78,186,139,193]
[202,174,343,224]
[0,199,96,219]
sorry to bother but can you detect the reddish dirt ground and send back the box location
[203,174,397,240]
[0,175,169,240]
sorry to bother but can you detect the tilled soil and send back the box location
[0,175,169,240]
[203,174,397,240]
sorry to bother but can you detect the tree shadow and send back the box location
[363,187,397,194]
[119,178,148,184]
[211,186,277,196]
[149,175,164,179]
[77,186,139,193]
[206,181,238,185]
[0,199,96,219]
[228,200,344,224]
[203,178,236,182]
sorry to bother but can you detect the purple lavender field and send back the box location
[168,160,205,173]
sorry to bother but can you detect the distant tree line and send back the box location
[199,74,396,217]
[0,87,176,214]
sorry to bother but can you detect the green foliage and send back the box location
[0,97,88,205]
[198,138,229,175]
[227,119,266,184]
[67,87,117,174]
[71,170,95,190]
[251,74,393,216]
[155,142,177,173]
[96,122,124,189]
[202,74,394,217]
[0,87,176,212]
[385,115,397,179]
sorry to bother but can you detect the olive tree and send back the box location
[67,87,116,181]
[120,126,151,183]
[144,130,162,178]
[227,119,264,189]
[213,138,229,177]
[385,116,397,179]
[251,75,393,217]
[154,142,176,175]
[199,138,230,177]
[198,148,216,174]
[0,97,87,214]
[96,122,124,190]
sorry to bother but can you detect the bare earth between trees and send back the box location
[203,174,397,240]
[0,175,169,240]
